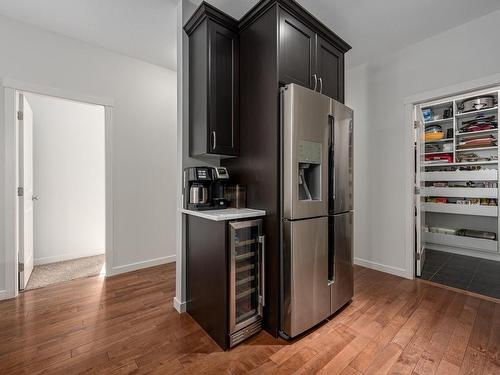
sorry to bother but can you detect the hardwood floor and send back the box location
[0,263,498,374]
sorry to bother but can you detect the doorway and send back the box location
[17,92,106,291]
[414,86,500,300]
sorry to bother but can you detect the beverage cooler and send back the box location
[228,219,265,347]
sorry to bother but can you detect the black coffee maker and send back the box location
[212,167,230,209]
[184,167,230,210]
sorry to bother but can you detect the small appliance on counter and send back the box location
[212,167,230,209]
[184,166,230,211]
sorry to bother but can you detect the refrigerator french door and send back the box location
[329,100,354,313]
[229,219,265,347]
[281,83,331,338]
[280,83,354,339]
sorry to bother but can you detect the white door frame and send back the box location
[2,77,114,298]
[403,72,500,279]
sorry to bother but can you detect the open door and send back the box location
[18,93,35,290]
[414,105,426,277]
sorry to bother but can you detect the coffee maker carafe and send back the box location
[184,167,214,210]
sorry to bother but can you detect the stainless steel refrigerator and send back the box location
[281,83,354,339]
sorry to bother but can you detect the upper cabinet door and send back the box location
[208,21,240,156]
[279,9,316,89]
[316,36,344,102]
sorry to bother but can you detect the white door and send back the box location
[18,93,35,290]
[414,105,426,277]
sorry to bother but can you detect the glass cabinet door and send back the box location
[229,219,263,334]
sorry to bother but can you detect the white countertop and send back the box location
[181,208,266,221]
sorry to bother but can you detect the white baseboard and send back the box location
[354,257,411,279]
[425,244,500,262]
[34,249,105,265]
[173,296,187,313]
[108,255,176,277]
[0,289,15,301]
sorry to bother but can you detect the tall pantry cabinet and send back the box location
[222,0,351,337]
[185,0,351,338]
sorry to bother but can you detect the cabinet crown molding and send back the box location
[243,0,351,53]
[184,1,239,36]
[185,0,351,54]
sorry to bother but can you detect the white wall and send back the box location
[345,9,500,278]
[1,14,177,297]
[25,94,105,265]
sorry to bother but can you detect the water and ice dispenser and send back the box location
[298,140,322,201]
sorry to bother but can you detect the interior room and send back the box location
[21,93,106,290]
[0,0,499,374]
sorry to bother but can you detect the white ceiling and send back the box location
[0,0,179,71]
[1,0,500,71]
[201,0,500,67]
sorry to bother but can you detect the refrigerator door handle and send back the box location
[312,74,318,91]
[330,115,336,200]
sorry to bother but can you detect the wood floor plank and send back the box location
[0,263,498,374]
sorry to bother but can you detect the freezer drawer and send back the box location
[282,217,330,338]
[330,212,354,314]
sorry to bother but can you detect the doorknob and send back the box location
[32,195,40,201]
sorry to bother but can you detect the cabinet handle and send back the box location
[319,77,323,94]
[312,74,318,92]
[259,235,266,307]
[212,131,216,150]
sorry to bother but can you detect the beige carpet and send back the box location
[26,255,105,290]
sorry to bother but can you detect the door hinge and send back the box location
[414,120,420,129]
[18,262,24,272]
[17,111,23,121]
[17,187,24,197]
[415,252,421,261]
[414,186,421,195]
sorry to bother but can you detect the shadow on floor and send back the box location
[420,249,500,299]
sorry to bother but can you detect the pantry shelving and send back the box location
[423,169,498,181]
[424,150,453,155]
[424,118,453,125]
[455,146,498,153]
[455,106,498,118]
[423,202,498,217]
[423,160,497,167]
[456,129,497,136]
[425,138,454,143]
[423,232,498,253]
[422,187,498,199]
[417,87,500,260]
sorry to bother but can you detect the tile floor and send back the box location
[420,249,500,299]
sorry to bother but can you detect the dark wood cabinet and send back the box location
[185,4,240,157]
[186,215,265,350]
[186,215,229,349]
[316,35,344,101]
[279,9,315,89]
[187,0,351,340]
[278,8,345,101]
